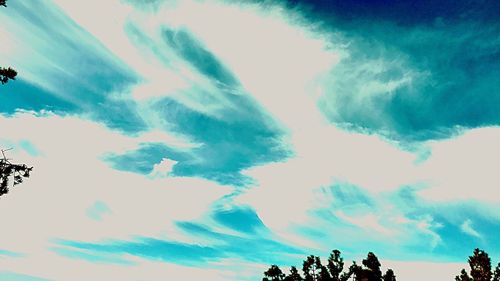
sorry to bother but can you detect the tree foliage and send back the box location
[0,67,17,85]
[456,249,500,281]
[263,250,395,281]
[0,150,33,197]
[0,0,6,8]
[263,265,286,281]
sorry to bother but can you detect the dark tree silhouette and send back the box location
[457,249,499,281]
[284,266,303,281]
[328,250,344,281]
[263,265,285,281]
[316,257,332,281]
[493,263,500,281]
[470,249,493,281]
[0,67,17,84]
[263,250,393,281]
[303,255,320,281]
[382,269,396,281]
[362,252,383,281]
[0,0,7,7]
[0,150,33,197]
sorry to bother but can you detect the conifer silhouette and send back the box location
[0,150,33,197]
[456,249,500,281]
[263,250,394,281]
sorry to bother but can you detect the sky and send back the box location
[0,0,499,280]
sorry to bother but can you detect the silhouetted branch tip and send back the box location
[0,150,33,197]
[0,67,17,85]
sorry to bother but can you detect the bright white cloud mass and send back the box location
[1,0,499,280]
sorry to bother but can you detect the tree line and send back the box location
[262,248,500,281]
[262,250,395,281]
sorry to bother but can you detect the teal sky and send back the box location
[0,0,499,280]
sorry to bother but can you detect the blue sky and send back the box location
[0,0,499,280]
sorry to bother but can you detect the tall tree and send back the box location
[328,250,344,281]
[470,249,493,281]
[284,266,303,281]
[316,256,332,281]
[303,256,321,281]
[457,249,495,281]
[362,252,383,281]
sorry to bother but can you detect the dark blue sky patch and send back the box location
[232,0,500,141]
[315,19,500,141]
[283,0,500,25]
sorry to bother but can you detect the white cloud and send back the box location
[382,260,465,281]
[0,112,232,261]
[149,157,177,178]
[417,127,500,203]
[460,219,482,239]
[1,250,233,281]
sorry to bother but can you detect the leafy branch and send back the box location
[0,149,33,197]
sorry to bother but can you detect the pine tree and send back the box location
[264,265,285,281]
[328,250,344,281]
[470,249,492,281]
[457,249,495,281]
[362,252,382,281]
[315,256,332,281]
[284,266,303,281]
